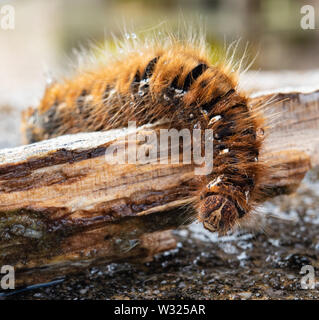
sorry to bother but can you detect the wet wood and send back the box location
[1,86,319,287]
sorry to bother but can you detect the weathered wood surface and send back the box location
[1,86,319,286]
[250,89,319,194]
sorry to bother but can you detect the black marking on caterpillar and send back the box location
[182,63,208,91]
[141,56,159,80]
[138,56,160,97]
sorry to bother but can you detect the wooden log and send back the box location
[0,129,189,286]
[249,89,319,195]
[1,87,318,286]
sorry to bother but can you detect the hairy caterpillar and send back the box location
[22,31,266,235]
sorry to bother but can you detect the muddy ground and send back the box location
[2,168,319,300]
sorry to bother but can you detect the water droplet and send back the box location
[194,122,201,129]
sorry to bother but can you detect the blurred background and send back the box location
[0,0,318,147]
[1,1,319,300]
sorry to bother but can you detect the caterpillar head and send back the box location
[198,194,243,235]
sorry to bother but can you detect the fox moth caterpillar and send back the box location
[22,31,267,235]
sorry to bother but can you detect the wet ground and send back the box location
[2,169,319,300]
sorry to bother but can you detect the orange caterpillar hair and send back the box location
[22,30,266,235]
